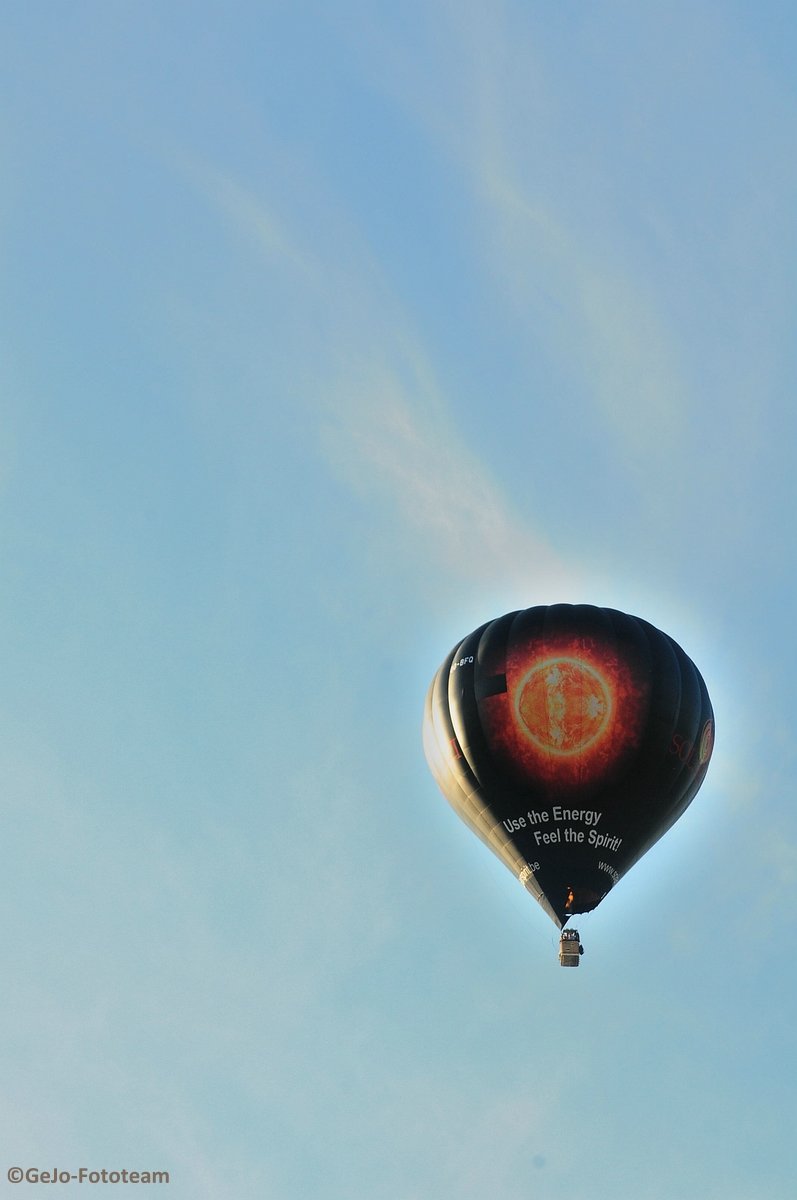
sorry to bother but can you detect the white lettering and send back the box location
[552,806,602,827]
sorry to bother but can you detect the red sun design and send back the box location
[477,633,648,788]
[515,656,613,757]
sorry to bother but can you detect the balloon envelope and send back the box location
[422,605,714,928]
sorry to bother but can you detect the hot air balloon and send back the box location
[422,605,714,965]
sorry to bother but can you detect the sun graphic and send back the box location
[514,656,613,758]
[476,629,647,788]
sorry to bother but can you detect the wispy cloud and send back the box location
[477,179,689,465]
[185,153,580,603]
[176,154,320,285]
[320,358,578,599]
[362,10,693,477]
[339,3,793,533]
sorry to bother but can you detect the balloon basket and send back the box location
[559,928,583,967]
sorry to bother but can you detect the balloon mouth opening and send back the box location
[562,886,602,920]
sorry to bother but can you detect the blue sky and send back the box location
[1,2,796,1197]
